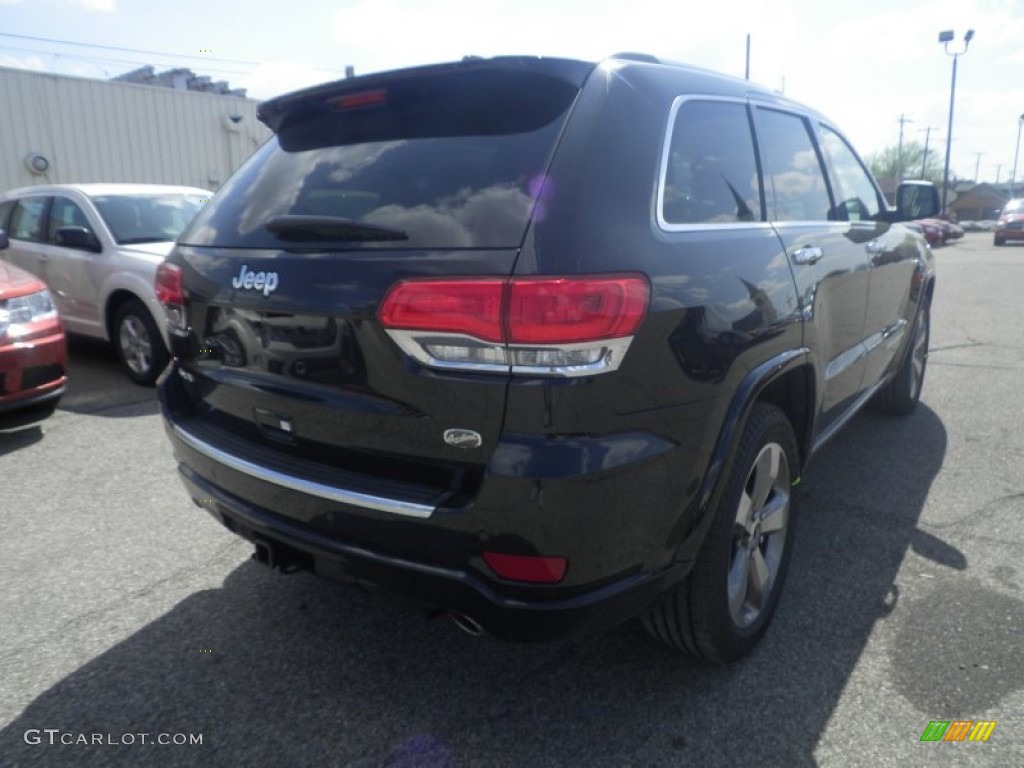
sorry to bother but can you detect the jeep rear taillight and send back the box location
[155,262,188,336]
[377,275,649,377]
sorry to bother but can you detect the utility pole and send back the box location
[973,152,985,183]
[920,126,932,178]
[996,164,1002,184]
[897,114,913,180]
[745,34,750,80]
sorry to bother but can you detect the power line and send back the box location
[0,31,262,65]
[0,31,340,73]
[0,43,255,78]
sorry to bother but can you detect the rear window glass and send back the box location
[180,69,582,250]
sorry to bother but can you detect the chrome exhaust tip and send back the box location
[449,611,485,637]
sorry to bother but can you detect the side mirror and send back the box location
[894,181,939,221]
[55,226,102,253]
[0,228,8,250]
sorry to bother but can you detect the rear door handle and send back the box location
[791,246,823,265]
[865,240,884,255]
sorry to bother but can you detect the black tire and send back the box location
[871,303,929,416]
[112,299,169,387]
[643,403,798,663]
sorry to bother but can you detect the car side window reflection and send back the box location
[0,200,14,232]
[662,100,761,225]
[819,127,882,222]
[48,198,94,242]
[755,109,832,222]
[9,198,47,242]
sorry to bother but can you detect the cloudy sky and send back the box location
[2,0,1023,184]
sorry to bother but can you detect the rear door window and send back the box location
[755,109,832,222]
[9,198,48,242]
[660,99,761,226]
[180,67,585,250]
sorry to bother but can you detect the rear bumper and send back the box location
[158,363,700,641]
[176,461,686,641]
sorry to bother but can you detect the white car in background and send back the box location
[0,183,210,384]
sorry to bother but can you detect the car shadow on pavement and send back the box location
[59,336,159,418]
[0,423,44,456]
[1,406,960,767]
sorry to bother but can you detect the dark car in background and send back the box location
[994,198,1024,246]
[0,236,66,428]
[156,54,938,663]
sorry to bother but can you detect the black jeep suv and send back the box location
[156,54,938,663]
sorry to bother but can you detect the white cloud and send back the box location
[237,60,338,101]
[0,54,46,70]
[63,0,116,9]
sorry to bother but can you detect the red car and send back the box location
[906,219,943,247]
[0,235,67,426]
[994,198,1024,246]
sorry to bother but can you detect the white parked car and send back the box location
[0,183,210,384]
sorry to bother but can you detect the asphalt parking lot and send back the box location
[1,233,1022,767]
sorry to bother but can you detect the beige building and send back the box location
[0,66,272,193]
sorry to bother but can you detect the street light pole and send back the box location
[1010,113,1024,198]
[938,29,974,216]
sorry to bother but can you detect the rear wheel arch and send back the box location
[672,349,813,568]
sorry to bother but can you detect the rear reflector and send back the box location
[482,552,568,584]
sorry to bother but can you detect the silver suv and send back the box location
[0,183,210,384]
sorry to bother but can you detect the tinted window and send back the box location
[819,127,882,221]
[0,200,14,232]
[180,70,580,250]
[755,109,831,222]
[661,100,761,225]
[47,198,93,241]
[93,194,206,244]
[9,198,47,242]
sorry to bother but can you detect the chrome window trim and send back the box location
[655,94,769,234]
[172,423,436,519]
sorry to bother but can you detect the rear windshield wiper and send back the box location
[265,215,408,242]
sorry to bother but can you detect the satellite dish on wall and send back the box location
[25,153,50,175]
[222,114,243,133]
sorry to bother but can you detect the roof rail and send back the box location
[609,52,661,64]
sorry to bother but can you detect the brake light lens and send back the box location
[377,275,649,376]
[377,279,504,342]
[155,262,183,305]
[155,262,187,335]
[508,277,649,344]
[482,552,568,584]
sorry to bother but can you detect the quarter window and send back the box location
[755,109,831,222]
[819,127,882,221]
[661,100,761,225]
[9,198,47,242]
